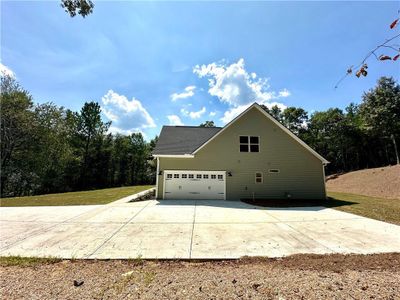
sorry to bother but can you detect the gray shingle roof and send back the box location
[152,126,222,155]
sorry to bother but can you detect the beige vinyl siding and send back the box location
[157,107,326,200]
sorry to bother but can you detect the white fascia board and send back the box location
[192,103,329,164]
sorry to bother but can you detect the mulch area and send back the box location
[1,253,400,299]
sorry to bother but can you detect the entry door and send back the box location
[164,170,225,200]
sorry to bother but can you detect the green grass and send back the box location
[0,256,62,267]
[0,185,154,207]
[327,191,400,225]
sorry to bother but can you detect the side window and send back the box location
[240,136,260,152]
[255,172,263,184]
[239,136,249,152]
[217,174,223,180]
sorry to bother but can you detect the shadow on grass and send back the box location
[241,197,358,208]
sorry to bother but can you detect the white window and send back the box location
[167,174,173,179]
[189,174,194,179]
[174,174,179,178]
[182,174,188,179]
[240,136,259,152]
[217,174,223,180]
[196,174,202,179]
[255,172,263,183]
[203,174,209,179]
[211,174,216,179]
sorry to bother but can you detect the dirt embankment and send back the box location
[1,254,400,299]
[326,165,400,199]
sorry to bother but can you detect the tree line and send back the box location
[1,75,158,197]
[260,77,399,174]
[1,75,399,197]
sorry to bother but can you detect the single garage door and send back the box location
[164,170,226,200]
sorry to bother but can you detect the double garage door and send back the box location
[164,170,226,200]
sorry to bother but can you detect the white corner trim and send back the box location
[153,154,195,158]
[155,156,159,198]
[192,103,329,164]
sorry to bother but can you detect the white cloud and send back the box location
[101,90,156,134]
[220,104,251,124]
[209,111,217,117]
[279,88,291,97]
[220,102,288,124]
[167,115,184,126]
[180,106,206,119]
[193,58,291,124]
[170,85,196,101]
[0,63,15,77]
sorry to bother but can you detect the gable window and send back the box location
[240,136,259,152]
[255,172,263,184]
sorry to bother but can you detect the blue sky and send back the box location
[2,1,399,139]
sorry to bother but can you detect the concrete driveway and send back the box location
[1,199,400,259]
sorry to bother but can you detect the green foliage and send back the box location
[200,121,216,127]
[61,0,94,18]
[0,75,156,197]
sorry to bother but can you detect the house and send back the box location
[152,103,329,200]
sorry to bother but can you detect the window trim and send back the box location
[255,172,263,184]
[239,135,260,153]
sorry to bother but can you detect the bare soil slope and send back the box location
[326,165,400,199]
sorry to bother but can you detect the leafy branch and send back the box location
[335,17,399,88]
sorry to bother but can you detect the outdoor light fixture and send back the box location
[158,170,163,176]
[228,171,232,177]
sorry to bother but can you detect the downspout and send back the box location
[155,156,159,199]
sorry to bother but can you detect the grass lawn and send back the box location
[0,185,154,207]
[327,191,400,225]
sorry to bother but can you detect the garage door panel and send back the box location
[164,171,225,200]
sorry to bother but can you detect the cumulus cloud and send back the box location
[180,106,206,119]
[101,90,156,134]
[193,58,290,123]
[167,115,184,126]
[209,111,217,117]
[220,101,288,124]
[170,85,196,101]
[279,88,291,98]
[0,63,15,77]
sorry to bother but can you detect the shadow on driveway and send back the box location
[148,197,358,211]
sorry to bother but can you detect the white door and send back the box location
[164,170,226,200]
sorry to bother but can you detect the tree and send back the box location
[359,77,400,164]
[281,107,309,135]
[199,121,216,127]
[61,0,94,18]
[74,101,111,188]
[0,75,37,196]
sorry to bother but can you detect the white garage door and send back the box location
[164,170,226,200]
